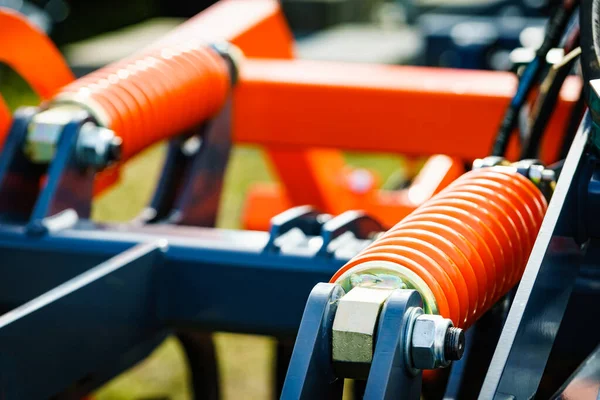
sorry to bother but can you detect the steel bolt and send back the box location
[75,122,122,168]
[106,136,122,163]
[444,327,465,361]
[410,314,464,369]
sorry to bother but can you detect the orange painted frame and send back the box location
[234,59,580,229]
[234,59,580,161]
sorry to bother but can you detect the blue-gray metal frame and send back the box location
[480,115,593,399]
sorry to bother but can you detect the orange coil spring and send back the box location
[52,43,230,160]
[330,167,548,329]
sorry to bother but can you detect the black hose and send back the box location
[521,47,581,159]
[491,0,579,156]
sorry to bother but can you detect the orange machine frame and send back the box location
[0,1,582,231]
[234,59,580,229]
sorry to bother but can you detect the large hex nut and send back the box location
[410,314,452,370]
[24,105,83,163]
[332,287,393,378]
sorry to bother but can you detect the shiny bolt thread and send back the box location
[444,327,465,361]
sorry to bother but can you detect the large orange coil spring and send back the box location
[51,43,230,160]
[330,167,548,329]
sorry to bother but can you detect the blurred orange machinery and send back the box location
[0,0,580,230]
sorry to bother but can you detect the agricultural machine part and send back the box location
[244,154,465,231]
[233,59,580,159]
[281,165,547,398]
[330,167,547,328]
[50,44,231,160]
[491,0,577,157]
[0,0,598,399]
[283,119,598,399]
[237,59,579,230]
[155,0,351,226]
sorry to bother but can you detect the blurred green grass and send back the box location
[1,67,401,399]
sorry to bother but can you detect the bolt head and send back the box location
[411,314,452,369]
[76,123,121,168]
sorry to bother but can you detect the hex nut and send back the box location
[411,314,452,369]
[24,105,83,163]
[75,123,121,168]
[332,286,394,379]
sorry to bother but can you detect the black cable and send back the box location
[491,0,578,157]
[521,47,581,159]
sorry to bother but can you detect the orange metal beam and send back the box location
[234,59,581,163]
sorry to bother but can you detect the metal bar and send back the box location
[234,59,580,163]
[28,112,95,225]
[364,289,422,400]
[141,99,233,400]
[480,116,592,399]
[280,283,345,399]
[0,222,362,335]
[0,108,44,222]
[0,241,164,399]
[137,135,197,223]
[166,98,233,226]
